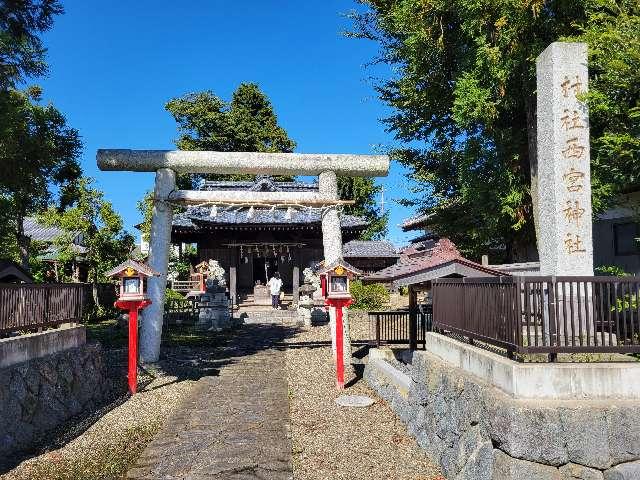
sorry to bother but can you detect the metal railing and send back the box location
[368,307,432,349]
[432,276,640,356]
[0,283,84,334]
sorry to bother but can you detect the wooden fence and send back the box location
[432,276,640,358]
[368,307,432,349]
[0,283,85,334]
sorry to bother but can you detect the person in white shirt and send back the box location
[268,272,283,309]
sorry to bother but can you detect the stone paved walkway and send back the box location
[127,324,295,480]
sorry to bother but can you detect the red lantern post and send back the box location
[320,260,361,390]
[115,298,151,394]
[106,259,160,395]
[325,297,353,389]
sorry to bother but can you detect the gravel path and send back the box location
[2,371,196,480]
[285,315,442,480]
[3,315,441,480]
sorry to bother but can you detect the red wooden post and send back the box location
[115,299,151,395]
[128,306,138,394]
[326,297,352,390]
[335,303,344,389]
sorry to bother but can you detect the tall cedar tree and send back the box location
[165,83,296,188]
[349,0,639,260]
[0,0,63,90]
[0,0,80,268]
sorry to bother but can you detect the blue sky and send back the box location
[36,0,420,245]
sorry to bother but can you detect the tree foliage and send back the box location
[338,176,387,239]
[0,0,63,90]
[349,280,390,310]
[165,83,296,187]
[39,177,135,284]
[0,86,82,266]
[157,83,387,240]
[349,0,640,261]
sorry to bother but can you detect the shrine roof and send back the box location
[343,240,399,258]
[173,175,368,231]
[0,260,34,283]
[319,258,363,276]
[364,238,506,286]
[173,207,368,229]
[23,217,69,242]
[401,213,431,231]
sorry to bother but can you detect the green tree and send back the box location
[40,178,134,301]
[0,0,63,90]
[0,86,82,267]
[165,83,296,187]
[348,0,640,261]
[349,280,390,310]
[162,82,387,240]
[338,176,387,239]
[136,190,154,243]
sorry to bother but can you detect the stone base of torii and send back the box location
[97,149,389,368]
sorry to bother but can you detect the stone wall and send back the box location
[365,349,640,480]
[0,343,112,462]
[1,325,86,369]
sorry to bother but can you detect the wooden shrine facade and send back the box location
[171,176,369,303]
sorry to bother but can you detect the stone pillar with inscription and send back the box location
[536,42,593,277]
[536,42,594,343]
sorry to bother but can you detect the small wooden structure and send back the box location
[0,260,34,284]
[106,259,158,302]
[319,259,361,300]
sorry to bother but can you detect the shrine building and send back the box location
[170,176,398,304]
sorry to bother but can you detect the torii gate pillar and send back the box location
[139,168,175,362]
[319,171,352,368]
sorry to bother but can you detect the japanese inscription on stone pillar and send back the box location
[536,42,594,276]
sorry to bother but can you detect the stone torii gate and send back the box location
[97,149,390,362]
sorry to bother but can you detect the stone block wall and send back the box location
[0,343,112,462]
[365,350,640,480]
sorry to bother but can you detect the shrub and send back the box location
[349,280,390,310]
[165,288,186,302]
[595,265,630,277]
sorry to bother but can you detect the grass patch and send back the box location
[86,319,231,350]
[163,326,230,348]
[85,319,127,349]
[12,422,161,480]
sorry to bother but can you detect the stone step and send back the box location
[237,309,303,325]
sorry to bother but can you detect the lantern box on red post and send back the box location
[106,259,159,394]
[319,259,362,389]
